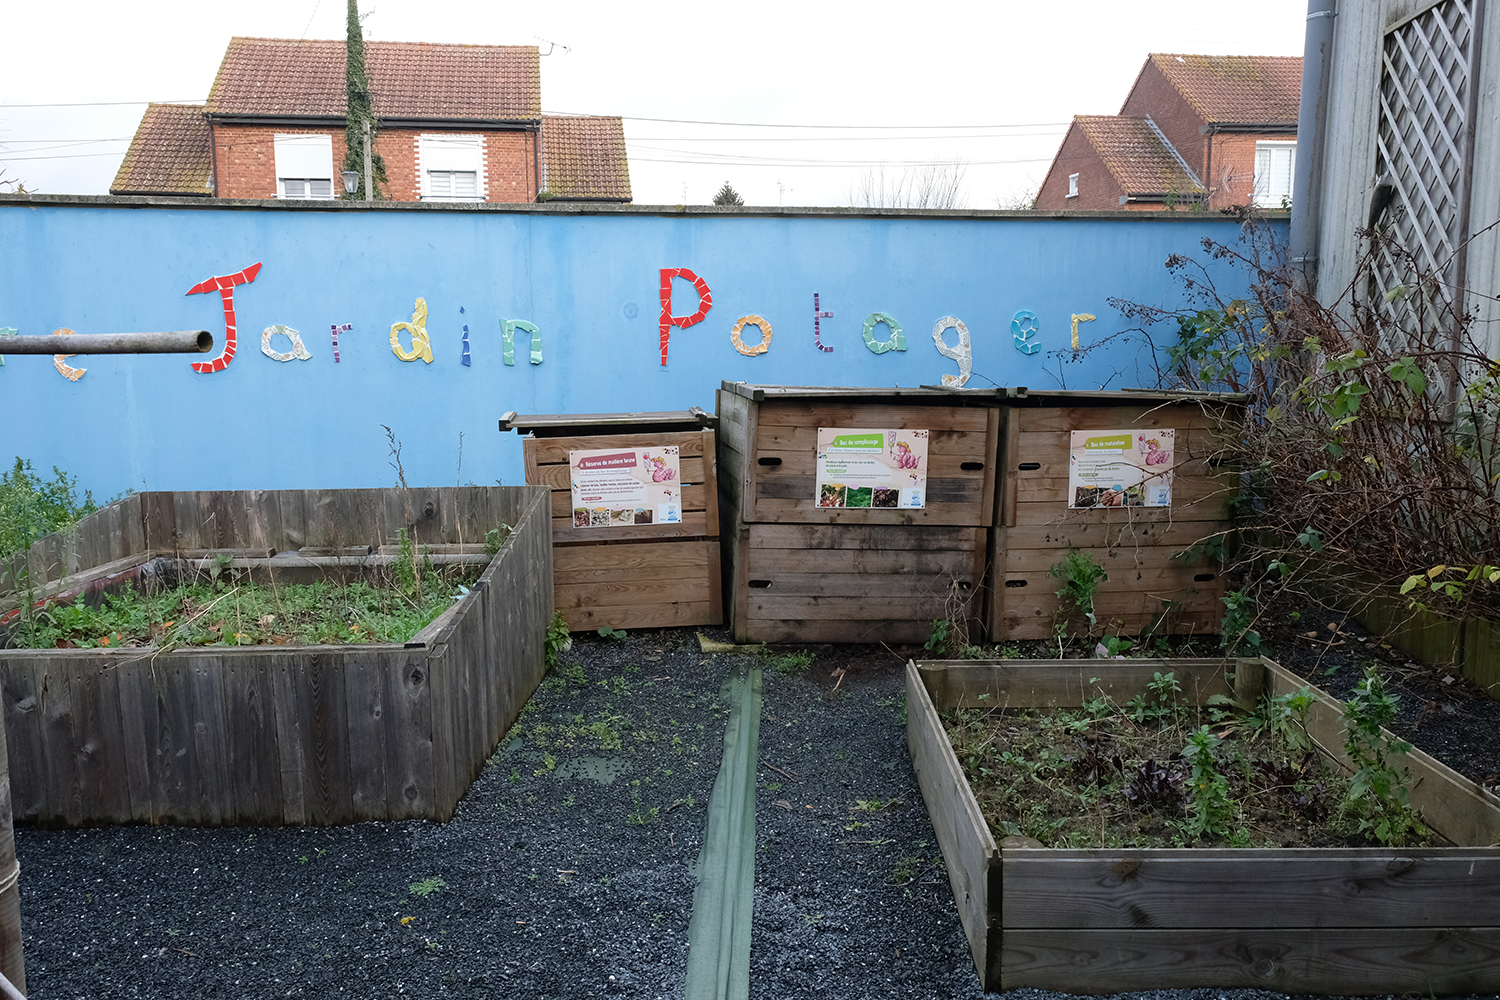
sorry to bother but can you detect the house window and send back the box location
[273,134,334,200]
[419,134,486,202]
[1067,173,1079,198]
[1253,141,1296,208]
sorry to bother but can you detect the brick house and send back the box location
[1036,54,1300,211]
[111,36,630,204]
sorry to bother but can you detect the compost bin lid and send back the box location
[720,382,1004,405]
[498,408,716,437]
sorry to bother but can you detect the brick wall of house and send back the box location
[1035,125,1126,211]
[212,123,538,202]
[1119,61,1207,183]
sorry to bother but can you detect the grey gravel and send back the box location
[12,627,1498,998]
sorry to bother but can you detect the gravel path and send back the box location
[12,624,1496,998]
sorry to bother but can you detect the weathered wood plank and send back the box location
[746,523,984,551]
[384,654,434,821]
[305,653,353,825]
[72,656,130,823]
[111,655,157,822]
[528,429,710,465]
[754,402,991,431]
[224,656,282,825]
[187,653,231,826]
[153,659,200,824]
[906,663,997,986]
[270,652,308,825]
[0,662,45,823]
[1002,850,1500,929]
[998,926,1500,994]
[555,576,716,610]
[915,659,1239,709]
[344,653,389,823]
[1011,403,1231,434]
[561,600,718,632]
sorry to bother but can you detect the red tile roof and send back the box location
[1074,115,1205,196]
[540,116,632,202]
[110,103,214,196]
[205,37,540,122]
[1146,54,1302,124]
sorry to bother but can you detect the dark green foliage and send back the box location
[0,458,97,559]
[341,0,387,200]
[712,182,744,206]
[1341,665,1429,845]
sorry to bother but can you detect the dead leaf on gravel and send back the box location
[775,800,792,810]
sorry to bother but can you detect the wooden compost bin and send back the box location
[907,656,1500,993]
[717,383,1000,644]
[501,409,722,631]
[990,389,1248,639]
[0,486,553,827]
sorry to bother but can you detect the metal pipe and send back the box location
[1289,0,1338,296]
[0,330,212,355]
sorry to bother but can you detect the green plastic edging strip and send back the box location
[683,666,763,1000]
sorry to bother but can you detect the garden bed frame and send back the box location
[907,656,1500,993]
[0,486,553,827]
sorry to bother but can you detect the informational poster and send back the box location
[815,427,928,509]
[569,446,682,527]
[1068,429,1175,508]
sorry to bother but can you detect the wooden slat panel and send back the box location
[1012,404,1230,433]
[999,926,1500,994]
[224,656,281,825]
[905,663,997,985]
[741,617,935,643]
[305,654,353,825]
[916,659,1238,709]
[555,575,731,610]
[71,657,130,823]
[528,429,709,465]
[553,539,717,576]
[740,573,974,599]
[113,655,158,822]
[994,583,1224,641]
[187,654,231,825]
[733,546,972,576]
[747,523,983,551]
[342,655,388,822]
[1002,850,1500,929]
[559,600,717,632]
[153,659,200,824]
[0,662,44,823]
[385,654,434,821]
[1003,520,1227,551]
[747,593,957,622]
[1012,497,1230,526]
[755,401,990,431]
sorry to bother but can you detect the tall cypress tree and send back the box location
[341,0,387,200]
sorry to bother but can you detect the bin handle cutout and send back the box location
[748,580,772,589]
[960,461,984,471]
[757,457,782,467]
[1018,462,1041,471]
[1193,573,1217,582]
[1004,579,1028,588]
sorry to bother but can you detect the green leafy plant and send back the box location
[597,625,627,640]
[1127,671,1181,725]
[1341,665,1428,845]
[1249,684,1315,753]
[1050,548,1107,639]
[544,611,572,669]
[1180,726,1234,840]
[1220,589,1263,655]
[484,525,511,558]
[769,649,813,676]
[408,877,446,897]
[923,618,950,654]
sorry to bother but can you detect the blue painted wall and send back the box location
[0,200,1278,496]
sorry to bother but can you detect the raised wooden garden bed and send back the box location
[501,409,722,632]
[717,384,1000,644]
[907,656,1500,993]
[0,486,553,827]
[989,389,1247,639]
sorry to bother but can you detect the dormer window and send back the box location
[1067,173,1079,198]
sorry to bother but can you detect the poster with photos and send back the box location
[814,428,928,509]
[1068,429,1174,508]
[569,446,682,527]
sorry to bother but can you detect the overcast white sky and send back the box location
[2,0,1310,207]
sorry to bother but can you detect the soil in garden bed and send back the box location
[941,689,1437,851]
[2,567,482,650]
